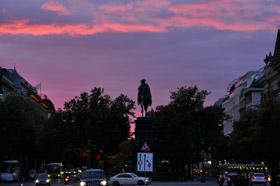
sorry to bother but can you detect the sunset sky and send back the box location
[1,0,280,116]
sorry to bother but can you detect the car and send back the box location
[70,168,77,175]
[226,172,239,186]
[217,171,230,186]
[108,172,152,186]
[35,173,51,186]
[250,173,267,185]
[79,169,107,186]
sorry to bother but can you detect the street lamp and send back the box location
[88,140,91,168]
[93,145,96,168]
[200,138,206,183]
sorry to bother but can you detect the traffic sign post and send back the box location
[140,141,151,151]
[137,152,153,172]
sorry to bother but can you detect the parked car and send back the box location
[35,173,51,186]
[250,173,267,185]
[108,173,151,186]
[79,169,107,186]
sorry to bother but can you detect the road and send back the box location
[0,179,219,186]
[1,178,271,186]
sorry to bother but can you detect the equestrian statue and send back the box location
[137,79,152,116]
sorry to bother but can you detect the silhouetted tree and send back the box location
[228,99,280,167]
[151,86,225,172]
[0,96,45,171]
[42,87,135,166]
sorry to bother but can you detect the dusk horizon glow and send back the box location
[1,0,279,117]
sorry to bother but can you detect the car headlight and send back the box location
[46,179,50,183]
[100,180,107,185]
[80,181,86,186]
[35,180,39,183]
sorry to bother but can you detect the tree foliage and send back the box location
[42,87,135,165]
[151,86,225,165]
[228,99,280,166]
[0,88,135,170]
[0,96,44,160]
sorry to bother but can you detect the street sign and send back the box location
[137,152,153,172]
[140,141,151,151]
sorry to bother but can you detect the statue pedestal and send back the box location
[134,116,155,151]
[127,116,157,173]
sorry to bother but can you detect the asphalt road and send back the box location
[0,179,271,186]
[0,179,219,186]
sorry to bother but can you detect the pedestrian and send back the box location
[17,168,24,186]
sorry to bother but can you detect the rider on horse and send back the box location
[137,79,152,116]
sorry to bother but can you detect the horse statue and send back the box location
[137,79,152,116]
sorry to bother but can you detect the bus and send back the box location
[217,163,268,175]
[0,160,20,182]
[47,163,63,178]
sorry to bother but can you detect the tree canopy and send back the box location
[228,99,280,167]
[0,96,44,161]
[42,87,135,166]
[151,86,225,165]
[0,88,135,170]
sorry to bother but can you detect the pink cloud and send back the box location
[0,20,165,36]
[163,16,269,32]
[1,0,279,36]
[41,1,71,15]
[167,1,276,32]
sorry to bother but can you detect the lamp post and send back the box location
[200,138,206,183]
[88,140,91,168]
[200,150,206,182]
[93,145,96,168]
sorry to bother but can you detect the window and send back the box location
[81,171,105,179]
[117,174,132,178]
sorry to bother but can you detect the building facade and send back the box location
[0,67,16,100]
[261,30,280,100]
[221,70,264,135]
[0,66,55,119]
[217,29,280,136]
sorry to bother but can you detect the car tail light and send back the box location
[253,177,256,179]
[228,178,231,182]
[262,177,266,179]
